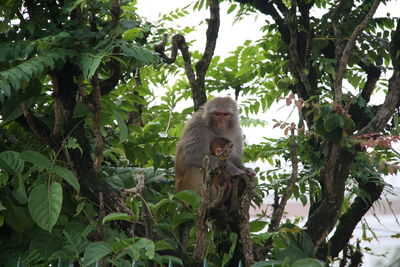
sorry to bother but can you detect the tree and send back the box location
[0,0,399,266]
[230,0,400,261]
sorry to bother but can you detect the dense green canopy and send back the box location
[0,0,399,266]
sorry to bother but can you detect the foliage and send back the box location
[0,0,399,266]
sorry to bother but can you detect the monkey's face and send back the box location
[211,111,231,132]
[213,147,223,157]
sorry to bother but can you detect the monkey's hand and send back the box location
[242,167,256,177]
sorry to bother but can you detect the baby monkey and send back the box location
[210,137,234,200]
[210,136,233,159]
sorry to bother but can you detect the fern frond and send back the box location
[120,42,158,65]
[0,32,71,63]
[0,48,74,100]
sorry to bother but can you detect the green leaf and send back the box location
[292,258,326,267]
[28,182,63,232]
[344,117,356,133]
[112,110,128,144]
[0,201,6,212]
[0,81,11,97]
[326,128,343,144]
[227,4,237,14]
[0,151,24,174]
[323,113,344,132]
[122,28,144,42]
[249,220,268,232]
[153,152,163,173]
[12,174,28,204]
[102,212,133,223]
[277,77,290,89]
[51,165,80,192]
[299,195,308,206]
[155,240,174,251]
[171,212,196,228]
[175,190,201,209]
[221,233,238,266]
[121,43,156,65]
[20,150,52,170]
[83,242,113,267]
[272,247,309,262]
[78,53,103,80]
[62,0,85,14]
[250,260,285,267]
[49,247,79,261]
[73,101,91,118]
[131,238,155,260]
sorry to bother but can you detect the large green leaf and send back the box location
[323,113,344,132]
[131,238,155,260]
[20,150,52,170]
[78,52,103,80]
[175,190,201,209]
[249,220,268,232]
[12,174,28,204]
[0,151,24,174]
[51,165,80,192]
[83,242,113,267]
[170,212,196,229]
[28,182,63,232]
[72,101,91,118]
[121,43,157,65]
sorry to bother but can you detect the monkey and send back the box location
[210,136,232,159]
[174,96,246,195]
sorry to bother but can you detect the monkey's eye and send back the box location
[213,112,230,117]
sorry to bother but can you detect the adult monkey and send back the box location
[175,96,246,195]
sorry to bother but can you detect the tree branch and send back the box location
[235,0,290,44]
[20,102,59,151]
[287,0,313,98]
[268,128,298,232]
[99,0,121,96]
[124,173,154,240]
[390,18,400,71]
[305,147,354,247]
[328,175,384,258]
[196,0,220,76]
[91,76,104,172]
[359,62,381,103]
[127,68,144,127]
[333,0,380,100]
[357,20,400,135]
[51,73,62,140]
[154,0,220,110]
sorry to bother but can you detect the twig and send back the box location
[90,76,103,172]
[98,192,106,267]
[124,173,154,240]
[51,73,62,140]
[333,0,381,100]
[268,128,299,232]
[154,0,220,110]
